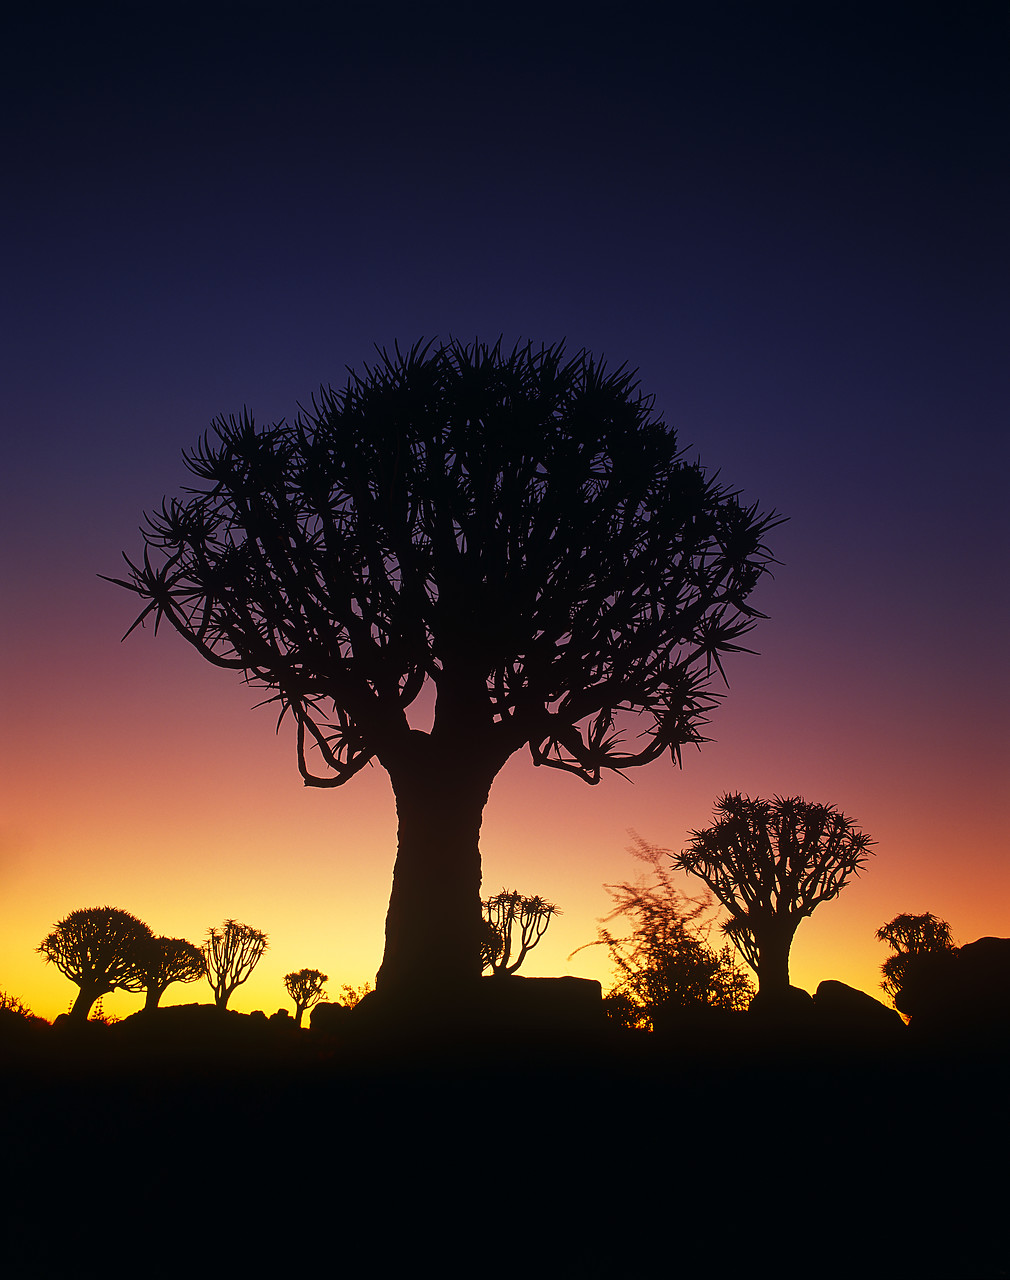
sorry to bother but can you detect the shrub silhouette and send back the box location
[108,338,780,996]
[672,795,874,998]
[573,840,752,1029]
[203,920,268,1008]
[284,968,328,1026]
[481,890,560,976]
[37,907,152,1021]
[135,935,207,1010]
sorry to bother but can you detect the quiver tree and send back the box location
[203,920,268,1008]
[876,913,955,1007]
[135,935,207,1010]
[672,795,874,998]
[284,968,328,1026]
[481,890,560,976]
[107,338,780,996]
[37,907,152,1021]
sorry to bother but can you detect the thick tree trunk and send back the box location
[70,985,102,1022]
[145,986,163,1011]
[376,743,497,996]
[755,923,797,997]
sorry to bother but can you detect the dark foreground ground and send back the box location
[4,1011,1007,1278]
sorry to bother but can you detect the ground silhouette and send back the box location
[2,987,1006,1277]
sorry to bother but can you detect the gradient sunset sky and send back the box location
[2,4,1006,1022]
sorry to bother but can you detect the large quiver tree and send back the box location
[108,339,780,996]
[38,907,152,1021]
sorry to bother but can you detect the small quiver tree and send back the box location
[284,968,328,1027]
[203,920,268,1009]
[135,936,207,1010]
[481,890,560,976]
[673,795,874,999]
[37,907,152,1022]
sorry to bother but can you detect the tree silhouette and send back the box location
[37,907,152,1021]
[481,890,560,976]
[672,795,874,998]
[876,912,955,1006]
[284,968,328,1026]
[572,839,753,1029]
[108,338,780,994]
[134,936,207,1010]
[203,920,268,1008]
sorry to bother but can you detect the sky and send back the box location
[2,3,1007,1022]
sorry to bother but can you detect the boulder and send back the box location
[748,984,814,1023]
[901,937,1010,1035]
[309,1001,352,1035]
[812,980,906,1038]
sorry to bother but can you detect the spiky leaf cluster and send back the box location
[875,912,955,1003]
[481,889,560,975]
[108,338,780,787]
[37,907,153,996]
[284,967,328,1013]
[674,795,875,967]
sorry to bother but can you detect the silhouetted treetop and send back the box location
[135,935,206,1011]
[37,907,152,1022]
[110,338,780,787]
[108,338,780,993]
[876,912,955,1006]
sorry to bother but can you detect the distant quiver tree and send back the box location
[135,935,207,1010]
[37,907,152,1021]
[204,920,268,1008]
[284,968,328,1026]
[107,339,780,995]
[672,795,874,998]
[481,889,560,976]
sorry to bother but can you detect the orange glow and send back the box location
[4,580,1006,1023]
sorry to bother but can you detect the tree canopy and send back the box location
[108,338,780,994]
[876,912,955,1006]
[135,935,206,1010]
[37,907,153,1021]
[673,794,874,996]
